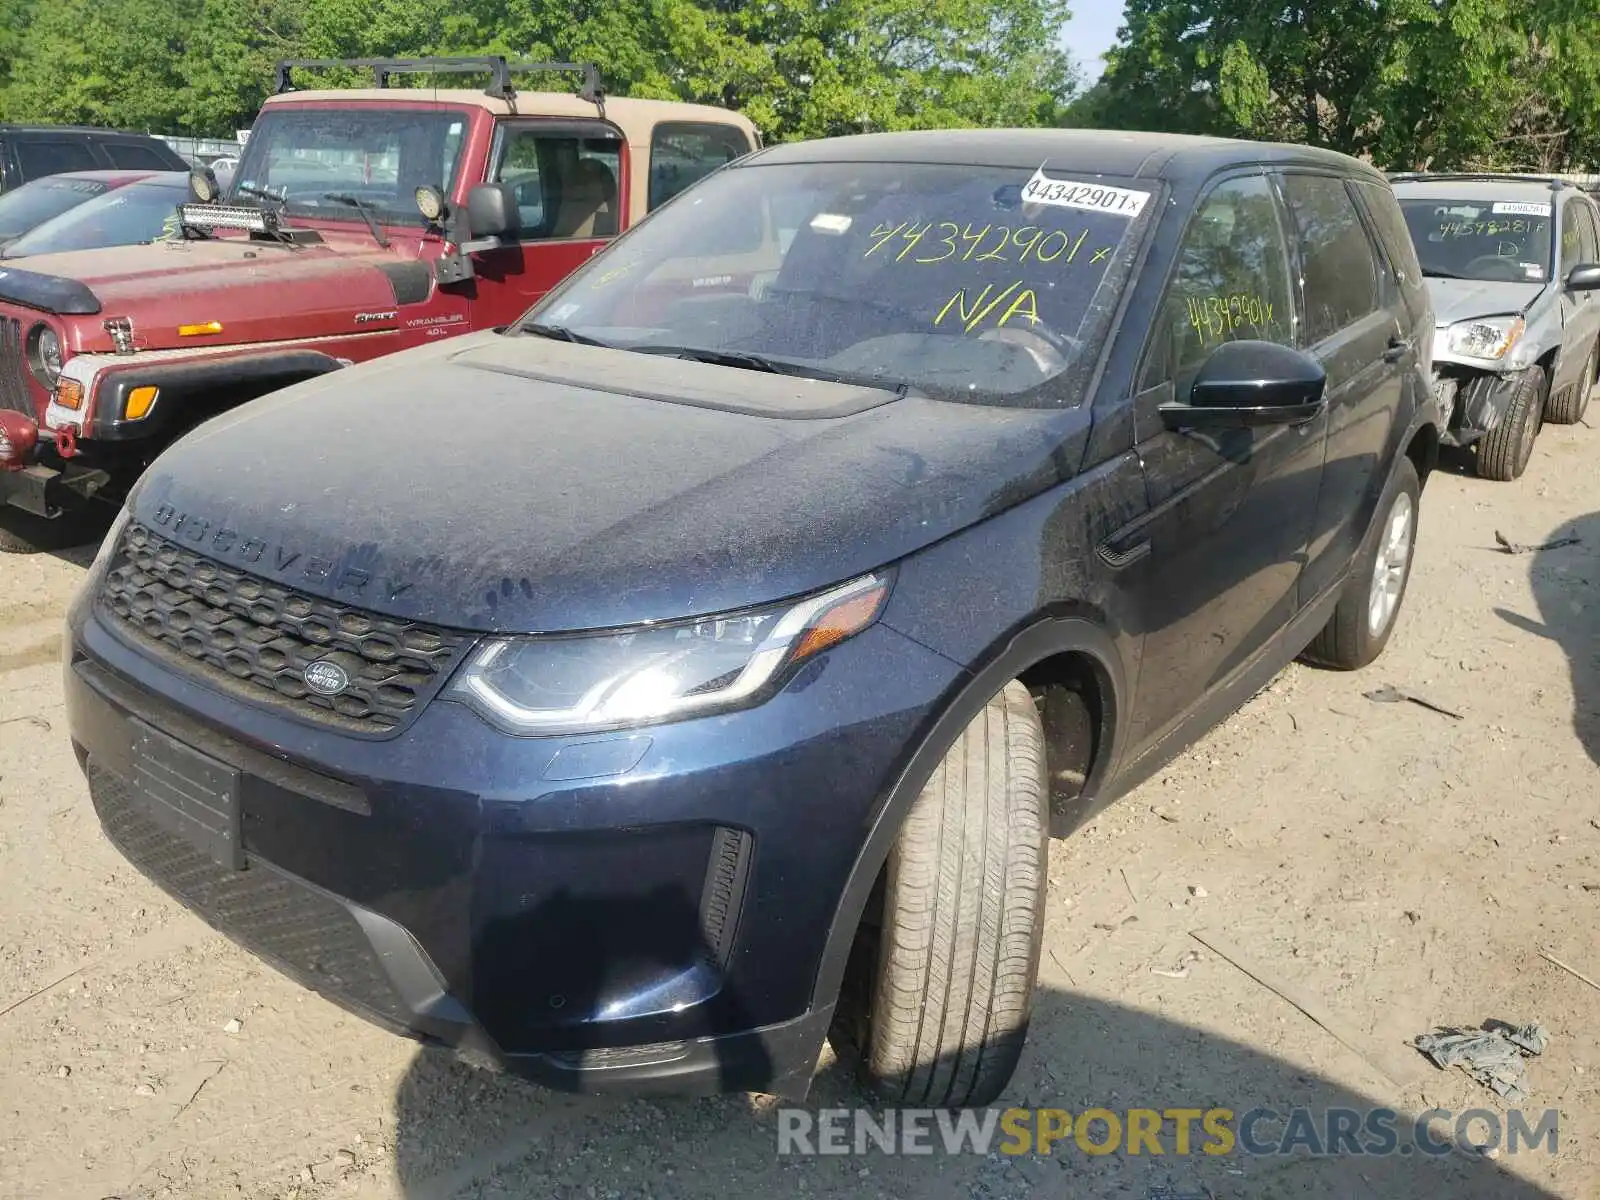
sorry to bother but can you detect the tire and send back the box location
[861,679,1048,1108]
[1302,456,1420,670]
[0,505,111,555]
[1545,342,1595,425]
[1475,365,1545,481]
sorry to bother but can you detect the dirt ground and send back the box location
[1,425,1597,1200]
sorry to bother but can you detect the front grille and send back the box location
[0,316,29,415]
[89,766,408,1025]
[97,522,470,736]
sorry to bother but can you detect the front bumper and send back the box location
[1432,367,1521,447]
[65,583,963,1095]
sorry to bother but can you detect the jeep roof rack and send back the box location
[272,56,605,110]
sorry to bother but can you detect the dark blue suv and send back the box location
[64,129,1438,1107]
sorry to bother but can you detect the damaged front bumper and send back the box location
[1432,368,1520,448]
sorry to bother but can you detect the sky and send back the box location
[1060,0,1128,83]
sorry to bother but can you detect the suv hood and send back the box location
[127,333,1093,633]
[6,237,416,350]
[1428,276,1545,327]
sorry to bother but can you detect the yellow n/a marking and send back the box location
[963,281,1021,332]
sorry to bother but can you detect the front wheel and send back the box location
[1475,365,1545,481]
[859,680,1048,1108]
[1302,457,1420,670]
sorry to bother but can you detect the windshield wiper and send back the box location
[233,183,284,208]
[628,343,913,392]
[322,193,390,248]
[521,322,612,348]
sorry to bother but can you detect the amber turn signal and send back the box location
[53,378,85,411]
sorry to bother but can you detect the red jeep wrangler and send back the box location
[0,57,758,551]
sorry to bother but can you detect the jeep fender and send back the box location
[808,616,1128,1016]
[67,349,346,441]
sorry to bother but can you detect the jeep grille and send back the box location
[97,521,470,736]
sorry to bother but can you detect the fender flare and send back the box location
[85,349,346,440]
[807,615,1129,1014]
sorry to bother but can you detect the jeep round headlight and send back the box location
[26,324,62,387]
[1445,315,1525,361]
[447,572,893,736]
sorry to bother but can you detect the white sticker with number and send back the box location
[1492,201,1552,216]
[1021,167,1151,217]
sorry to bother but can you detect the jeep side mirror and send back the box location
[1160,339,1327,430]
[465,182,521,242]
[1565,263,1600,292]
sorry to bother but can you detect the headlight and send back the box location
[447,571,893,735]
[1445,315,1525,361]
[26,324,62,386]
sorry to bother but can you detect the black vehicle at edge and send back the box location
[63,129,1439,1106]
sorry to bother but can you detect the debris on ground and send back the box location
[222,1017,242,1035]
[1362,684,1464,720]
[1540,948,1600,993]
[1494,530,1581,555]
[1150,949,1203,980]
[1412,1022,1549,1101]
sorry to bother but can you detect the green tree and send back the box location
[1090,0,1600,171]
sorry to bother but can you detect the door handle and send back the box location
[1383,335,1409,363]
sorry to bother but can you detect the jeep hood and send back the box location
[1427,276,1545,327]
[128,333,1092,633]
[5,237,414,349]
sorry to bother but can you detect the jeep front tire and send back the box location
[861,679,1048,1108]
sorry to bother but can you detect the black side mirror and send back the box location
[1160,339,1327,431]
[465,182,521,241]
[1565,263,1600,292]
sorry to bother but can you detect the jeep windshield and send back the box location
[520,160,1157,405]
[1399,198,1553,283]
[227,107,468,227]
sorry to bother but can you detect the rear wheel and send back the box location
[1302,457,1420,670]
[1475,365,1544,481]
[859,680,1048,1108]
[1545,343,1595,425]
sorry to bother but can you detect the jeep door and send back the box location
[1554,195,1600,402]
[468,120,626,328]
[1276,171,1405,605]
[1123,170,1326,752]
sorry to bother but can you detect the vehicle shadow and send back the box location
[1496,508,1600,766]
[383,983,1564,1199]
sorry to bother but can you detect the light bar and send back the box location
[178,204,276,234]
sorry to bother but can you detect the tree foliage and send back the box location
[0,0,1078,142]
[1083,0,1600,171]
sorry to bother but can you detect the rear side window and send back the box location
[648,123,751,210]
[1142,173,1297,397]
[14,139,99,180]
[1281,174,1381,344]
[103,142,174,170]
[1354,180,1428,325]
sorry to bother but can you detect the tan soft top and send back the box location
[262,89,759,147]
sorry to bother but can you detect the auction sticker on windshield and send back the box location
[1022,167,1151,218]
[1493,201,1553,217]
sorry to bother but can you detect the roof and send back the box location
[0,124,170,139]
[261,89,759,144]
[746,128,1386,184]
[1390,176,1591,203]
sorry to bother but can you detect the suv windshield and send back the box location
[523,160,1156,405]
[1399,197,1553,282]
[4,176,188,257]
[228,107,469,226]
[0,176,109,239]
